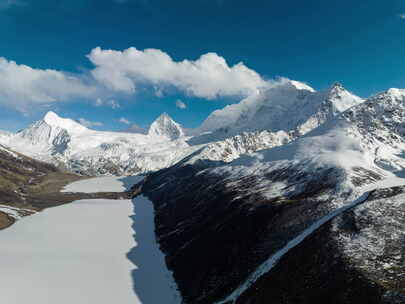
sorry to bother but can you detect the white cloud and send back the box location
[400,14,405,19]
[0,46,269,113]
[119,117,130,124]
[108,99,120,109]
[0,57,97,112]
[93,98,120,109]
[87,47,266,99]
[78,118,103,128]
[175,99,187,109]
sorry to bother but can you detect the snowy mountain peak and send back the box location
[384,88,405,99]
[324,83,363,114]
[330,81,344,90]
[43,111,61,124]
[42,111,88,133]
[197,80,364,141]
[148,113,184,140]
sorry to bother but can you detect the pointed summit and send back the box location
[330,81,344,89]
[43,111,61,124]
[148,113,184,140]
[42,111,88,133]
[325,82,363,113]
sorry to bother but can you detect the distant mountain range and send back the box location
[0,80,364,175]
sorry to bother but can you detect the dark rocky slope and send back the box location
[136,87,405,304]
[233,186,405,304]
[138,160,403,304]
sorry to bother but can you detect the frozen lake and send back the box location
[0,176,179,304]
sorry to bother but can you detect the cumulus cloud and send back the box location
[119,117,130,124]
[0,57,97,112]
[87,47,266,99]
[78,118,103,128]
[0,46,269,113]
[175,99,187,109]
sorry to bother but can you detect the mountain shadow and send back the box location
[126,195,180,304]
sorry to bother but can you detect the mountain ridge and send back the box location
[138,85,405,304]
[0,81,396,178]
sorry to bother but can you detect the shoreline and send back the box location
[0,173,133,231]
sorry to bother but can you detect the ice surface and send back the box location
[61,176,142,193]
[0,176,180,304]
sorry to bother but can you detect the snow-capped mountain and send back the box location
[196,86,405,204]
[0,81,365,176]
[192,80,363,144]
[15,111,85,156]
[138,86,405,304]
[148,112,184,140]
[184,80,364,165]
[0,111,196,175]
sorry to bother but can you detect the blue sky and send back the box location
[0,0,405,131]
